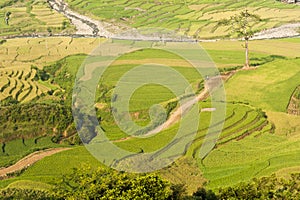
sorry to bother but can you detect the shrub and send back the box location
[0,188,54,200]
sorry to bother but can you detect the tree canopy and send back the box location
[216,10,261,67]
[53,166,172,200]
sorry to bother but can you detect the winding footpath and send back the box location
[113,88,209,143]
[114,74,227,142]
[0,148,70,178]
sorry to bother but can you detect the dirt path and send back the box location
[145,74,229,136]
[113,74,230,142]
[0,148,70,178]
[113,89,208,143]
[145,88,209,137]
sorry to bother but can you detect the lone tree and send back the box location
[217,10,261,68]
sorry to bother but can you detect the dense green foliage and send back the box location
[43,54,87,104]
[51,169,300,200]
[216,10,261,67]
[218,174,300,199]
[53,166,172,199]
[3,167,300,200]
[0,188,54,200]
[225,58,300,112]
[0,103,74,142]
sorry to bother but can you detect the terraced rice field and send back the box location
[0,67,50,102]
[0,34,299,193]
[0,37,102,102]
[113,102,272,156]
[0,37,101,69]
[0,0,74,37]
[65,0,300,38]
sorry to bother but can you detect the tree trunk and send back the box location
[244,38,249,68]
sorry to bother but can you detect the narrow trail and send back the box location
[113,74,229,143]
[145,88,209,137]
[0,148,71,178]
[113,89,209,143]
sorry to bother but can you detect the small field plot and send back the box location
[0,37,100,69]
[113,101,272,158]
[14,147,101,186]
[0,147,101,189]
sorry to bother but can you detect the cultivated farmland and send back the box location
[0,0,300,198]
[0,37,299,194]
[0,0,75,37]
[65,0,300,38]
[0,37,102,102]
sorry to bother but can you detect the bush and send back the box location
[0,188,54,200]
[53,166,172,199]
[193,188,218,200]
[217,173,300,199]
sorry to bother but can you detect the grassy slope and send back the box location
[95,48,204,140]
[197,38,300,189]
[0,137,62,168]
[201,38,300,68]
[0,38,299,192]
[225,58,300,112]
[0,147,102,189]
[200,132,300,189]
